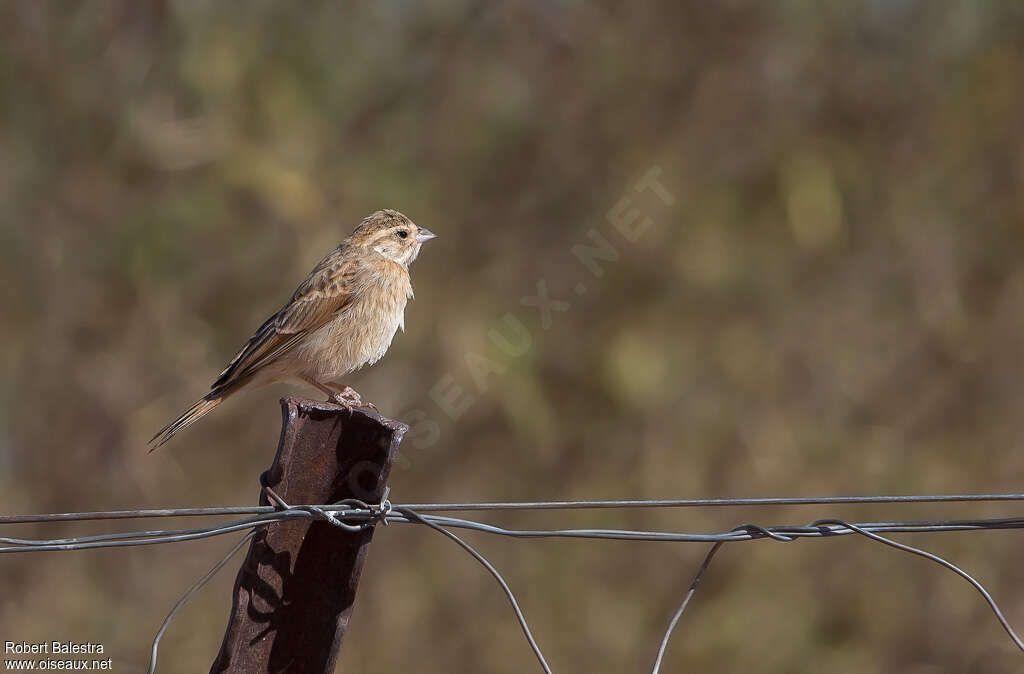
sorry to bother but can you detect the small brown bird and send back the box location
[150,209,435,449]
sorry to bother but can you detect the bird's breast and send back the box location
[296,266,412,380]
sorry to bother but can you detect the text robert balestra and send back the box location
[5,641,105,655]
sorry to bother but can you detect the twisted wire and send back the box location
[4,511,1024,552]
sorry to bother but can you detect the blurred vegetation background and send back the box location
[2,2,1024,672]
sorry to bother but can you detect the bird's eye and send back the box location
[396,230,409,239]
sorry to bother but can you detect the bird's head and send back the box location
[349,209,436,267]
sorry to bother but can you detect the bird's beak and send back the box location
[416,228,437,243]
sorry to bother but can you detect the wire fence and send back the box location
[3,491,1024,672]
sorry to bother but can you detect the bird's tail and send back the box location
[148,392,226,451]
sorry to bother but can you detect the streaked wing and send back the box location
[211,246,361,390]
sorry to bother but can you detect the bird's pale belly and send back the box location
[294,290,408,382]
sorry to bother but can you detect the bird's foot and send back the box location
[328,385,377,412]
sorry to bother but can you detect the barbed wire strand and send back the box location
[398,493,1024,511]
[3,492,1024,525]
[814,519,1024,652]
[147,531,255,674]
[397,507,553,674]
[651,541,725,674]
[649,518,1024,674]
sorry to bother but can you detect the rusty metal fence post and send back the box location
[210,397,406,674]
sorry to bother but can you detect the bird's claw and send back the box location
[328,386,376,412]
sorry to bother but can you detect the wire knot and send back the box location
[326,486,394,530]
[373,486,393,526]
[263,486,368,532]
[731,523,795,542]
